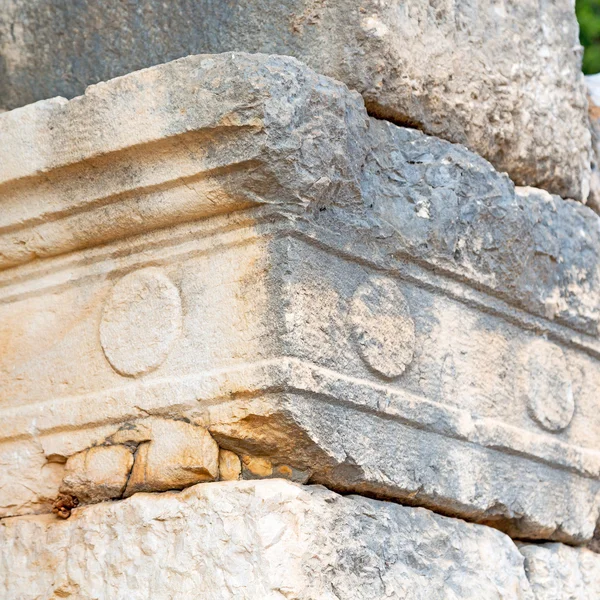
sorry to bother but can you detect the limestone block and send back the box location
[109,418,219,496]
[59,444,134,504]
[0,53,600,544]
[0,1,590,201]
[0,479,535,599]
[520,543,600,599]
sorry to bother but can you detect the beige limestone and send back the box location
[109,418,219,496]
[0,479,535,599]
[0,53,599,544]
[60,445,134,504]
[218,449,241,481]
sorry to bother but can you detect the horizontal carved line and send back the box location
[0,358,597,479]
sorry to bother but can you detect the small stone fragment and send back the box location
[111,418,219,496]
[240,456,311,483]
[241,455,273,479]
[218,449,241,481]
[60,445,134,504]
[273,464,311,484]
[52,493,79,520]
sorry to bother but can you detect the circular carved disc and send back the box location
[100,268,182,377]
[520,339,574,432]
[349,277,416,379]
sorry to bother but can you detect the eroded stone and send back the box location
[0,0,590,201]
[59,444,134,504]
[520,543,600,599]
[0,54,599,544]
[100,268,182,377]
[109,418,219,495]
[0,480,535,599]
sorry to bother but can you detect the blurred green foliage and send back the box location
[577,0,600,74]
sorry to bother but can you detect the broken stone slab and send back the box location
[1,53,600,544]
[0,1,591,202]
[520,542,600,599]
[0,479,535,599]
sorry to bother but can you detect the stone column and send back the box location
[0,9,599,600]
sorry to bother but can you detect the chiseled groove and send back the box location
[0,157,264,272]
[0,123,262,225]
[0,357,596,480]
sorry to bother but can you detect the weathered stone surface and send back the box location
[109,418,219,496]
[0,479,535,599]
[0,1,590,201]
[218,449,241,481]
[60,445,133,504]
[520,542,600,599]
[0,53,599,543]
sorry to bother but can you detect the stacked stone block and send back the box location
[0,3,599,598]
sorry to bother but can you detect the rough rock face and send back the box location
[0,479,535,599]
[0,53,599,545]
[520,543,600,600]
[0,0,591,201]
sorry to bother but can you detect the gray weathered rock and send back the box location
[0,479,535,599]
[520,542,600,599]
[0,0,591,201]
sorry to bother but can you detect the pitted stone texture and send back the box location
[520,543,600,600]
[218,449,241,481]
[109,418,219,495]
[363,121,600,336]
[100,268,182,377]
[1,53,599,336]
[0,0,590,201]
[0,480,534,599]
[59,445,133,504]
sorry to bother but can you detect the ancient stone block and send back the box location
[0,53,599,544]
[60,445,134,504]
[0,0,590,201]
[520,543,600,599]
[0,479,535,599]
